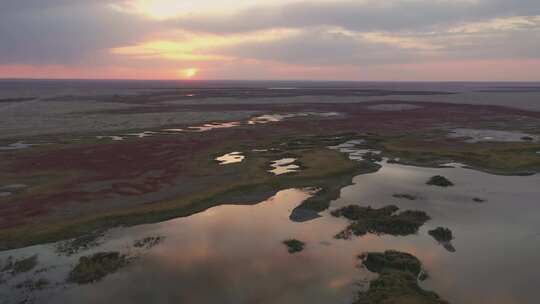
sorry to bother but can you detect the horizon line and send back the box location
[1,77,540,83]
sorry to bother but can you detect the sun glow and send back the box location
[117,0,297,20]
[111,29,298,61]
[180,68,199,79]
[119,0,193,19]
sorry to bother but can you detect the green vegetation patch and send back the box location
[392,193,418,200]
[56,230,105,256]
[426,175,454,187]
[15,278,49,291]
[283,239,305,254]
[361,250,422,276]
[68,252,130,284]
[428,227,456,252]
[428,227,453,243]
[293,160,380,214]
[371,133,540,175]
[1,255,38,275]
[134,236,164,249]
[356,250,448,304]
[331,205,430,239]
[362,152,383,162]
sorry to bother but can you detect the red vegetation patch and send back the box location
[1,101,537,229]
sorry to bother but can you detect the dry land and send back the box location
[1,99,540,250]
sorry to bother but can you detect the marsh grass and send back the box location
[426,175,454,187]
[15,278,49,291]
[428,227,453,243]
[134,236,164,249]
[331,205,430,239]
[374,134,540,175]
[283,239,305,253]
[56,230,105,256]
[68,252,130,284]
[0,145,361,251]
[1,255,38,275]
[356,250,448,304]
[392,193,418,200]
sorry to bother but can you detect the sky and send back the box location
[1,0,540,81]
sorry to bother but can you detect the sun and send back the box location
[180,68,199,79]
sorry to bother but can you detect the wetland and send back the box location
[1,81,540,303]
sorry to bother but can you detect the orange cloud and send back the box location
[110,29,299,62]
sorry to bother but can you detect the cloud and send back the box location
[447,15,540,34]
[2,0,540,80]
[167,0,540,34]
[137,21,540,67]
[110,29,299,62]
[0,0,157,65]
[208,27,424,66]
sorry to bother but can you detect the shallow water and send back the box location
[248,113,294,124]
[96,135,124,141]
[3,81,540,141]
[188,121,242,131]
[337,163,540,303]
[269,158,300,175]
[1,149,540,303]
[85,113,342,144]
[124,131,157,138]
[366,103,423,111]
[0,184,28,197]
[448,128,539,143]
[216,152,245,165]
[248,112,340,125]
[0,142,34,150]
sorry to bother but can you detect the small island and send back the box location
[427,175,454,187]
[283,239,305,254]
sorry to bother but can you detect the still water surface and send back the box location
[1,158,539,304]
